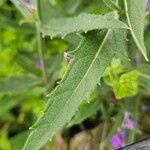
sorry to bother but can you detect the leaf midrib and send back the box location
[124,0,148,61]
[39,30,111,130]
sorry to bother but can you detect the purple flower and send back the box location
[19,0,35,11]
[35,61,42,69]
[122,112,135,129]
[110,130,127,149]
[119,130,127,140]
[110,134,122,149]
[146,0,150,11]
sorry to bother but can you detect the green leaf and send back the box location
[0,128,11,150]
[0,96,20,116]
[103,58,123,86]
[10,131,30,150]
[124,0,149,61]
[103,59,123,77]
[0,76,39,93]
[69,99,100,126]
[103,0,121,11]
[40,13,128,38]
[113,70,139,99]
[15,52,41,76]
[11,0,35,17]
[138,64,150,93]
[23,29,128,150]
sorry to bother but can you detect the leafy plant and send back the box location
[0,0,150,149]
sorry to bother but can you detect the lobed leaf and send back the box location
[113,70,139,99]
[40,13,128,39]
[124,0,149,61]
[23,28,128,150]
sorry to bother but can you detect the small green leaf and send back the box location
[103,59,123,77]
[69,100,100,126]
[113,70,139,99]
[0,96,20,116]
[124,0,149,61]
[103,58,123,86]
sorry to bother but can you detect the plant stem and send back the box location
[36,0,48,96]
[36,26,48,88]
[99,103,110,150]
[127,96,141,144]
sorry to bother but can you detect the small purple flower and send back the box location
[19,0,35,11]
[110,130,127,149]
[122,112,135,129]
[110,134,122,149]
[146,0,150,11]
[119,130,127,140]
[35,60,42,69]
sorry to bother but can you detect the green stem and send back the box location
[36,0,48,96]
[99,104,114,150]
[127,96,141,144]
[37,0,42,21]
[36,26,47,85]
[99,117,109,150]
[139,72,150,80]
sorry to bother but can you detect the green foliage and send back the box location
[0,96,20,116]
[124,0,148,61]
[103,0,121,11]
[103,60,139,99]
[10,131,30,150]
[138,64,150,93]
[0,128,11,150]
[23,28,129,149]
[113,70,139,99]
[70,99,100,126]
[0,76,40,93]
[0,0,150,150]
[40,13,128,38]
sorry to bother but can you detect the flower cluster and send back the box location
[110,111,135,149]
[110,130,127,149]
[122,112,135,129]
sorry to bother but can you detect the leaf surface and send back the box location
[103,0,121,11]
[23,29,128,150]
[69,99,100,126]
[124,0,148,61]
[0,76,39,93]
[40,13,128,38]
[0,96,20,116]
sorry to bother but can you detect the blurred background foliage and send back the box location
[0,0,150,150]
